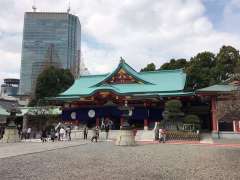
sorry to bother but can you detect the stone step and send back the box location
[71,130,155,141]
[135,130,154,141]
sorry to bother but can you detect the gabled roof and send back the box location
[93,58,152,86]
[197,84,239,94]
[59,59,187,97]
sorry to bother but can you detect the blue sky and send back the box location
[0,0,240,83]
[203,0,227,28]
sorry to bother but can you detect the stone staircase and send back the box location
[71,130,155,141]
[135,130,154,141]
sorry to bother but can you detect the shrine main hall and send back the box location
[53,59,240,137]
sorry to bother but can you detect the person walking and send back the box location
[59,127,65,141]
[41,129,47,143]
[96,126,99,138]
[27,127,31,139]
[66,126,71,141]
[91,126,98,142]
[50,129,55,142]
[83,126,88,140]
[105,123,110,140]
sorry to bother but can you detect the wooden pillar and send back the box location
[144,119,148,130]
[211,96,218,132]
[96,117,99,127]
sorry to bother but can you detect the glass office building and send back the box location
[19,12,81,95]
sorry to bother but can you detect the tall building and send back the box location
[19,12,81,95]
[1,79,20,97]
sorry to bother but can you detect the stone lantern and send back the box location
[2,108,21,143]
[115,101,136,146]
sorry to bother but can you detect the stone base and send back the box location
[115,130,136,146]
[2,128,20,143]
[212,131,240,139]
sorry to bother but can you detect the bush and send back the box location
[184,114,200,131]
[165,99,182,113]
[184,114,200,124]
[163,100,184,129]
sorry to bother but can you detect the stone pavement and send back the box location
[0,139,87,159]
[0,142,240,180]
[200,133,214,144]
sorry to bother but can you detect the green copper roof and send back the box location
[197,84,238,93]
[60,60,187,97]
[18,106,62,116]
[93,58,152,86]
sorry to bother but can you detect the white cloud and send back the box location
[0,0,240,84]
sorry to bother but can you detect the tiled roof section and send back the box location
[93,58,152,86]
[197,85,239,93]
[60,60,187,97]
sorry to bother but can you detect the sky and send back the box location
[0,0,240,84]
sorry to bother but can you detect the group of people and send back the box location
[19,127,32,140]
[40,126,72,143]
[82,119,112,142]
[83,126,101,142]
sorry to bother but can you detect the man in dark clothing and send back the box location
[41,129,47,143]
[50,129,55,142]
[66,126,71,141]
[91,127,98,142]
[83,126,88,140]
[105,124,110,140]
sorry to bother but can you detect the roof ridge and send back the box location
[139,69,184,74]
[79,73,109,78]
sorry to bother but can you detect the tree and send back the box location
[140,63,156,72]
[185,52,216,90]
[33,66,74,104]
[160,58,188,70]
[162,99,184,130]
[214,45,240,82]
[216,90,240,122]
[184,114,200,130]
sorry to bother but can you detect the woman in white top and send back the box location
[59,127,65,141]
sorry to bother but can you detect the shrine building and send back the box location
[197,82,240,138]
[55,59,195,130]
[52,58,240,139]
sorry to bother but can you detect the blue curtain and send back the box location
[62,107,163,122]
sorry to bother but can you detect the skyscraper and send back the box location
[19,12,81,95]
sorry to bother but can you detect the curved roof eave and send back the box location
[91,58,153,87]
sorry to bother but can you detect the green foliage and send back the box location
[140,63,156,72]
[145,45,240,90]
[214,45,240,82]
[160,58,188,70]
[163,99,184,127]
[165,99,182,113]
[185,52,215,89]
[184,114,200,124]
[34,66,74,102]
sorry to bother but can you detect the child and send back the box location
[159,128,166,143]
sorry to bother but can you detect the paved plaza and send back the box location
[0,140,240,180]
